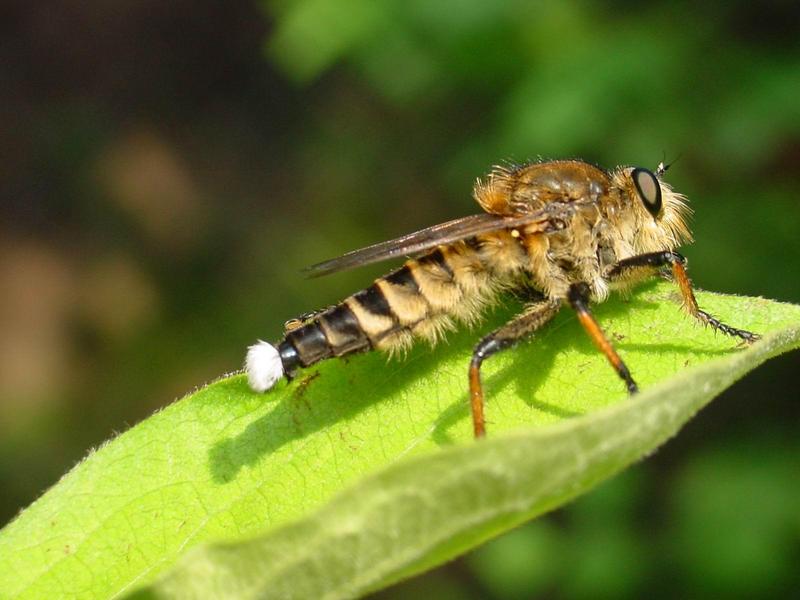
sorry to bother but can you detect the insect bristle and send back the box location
[661,184,693,246]
[472,164,522,216]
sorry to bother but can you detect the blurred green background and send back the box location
[1,1,798,597]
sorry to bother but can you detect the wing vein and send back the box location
[305,210,562,278]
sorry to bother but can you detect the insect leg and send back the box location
[283,306,336,333]
[469,299,561,438]
[607,250,684,277]
[567,282,638,394]
[608,251,759,343]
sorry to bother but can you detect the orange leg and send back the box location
[567,283,638,393]
[468,360,487,438]
[609,251,759,343]
[671,260,759,342]
[468,300,561,438]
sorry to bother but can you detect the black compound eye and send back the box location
[632,167,662,218]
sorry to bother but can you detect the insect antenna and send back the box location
[656,152,682,177]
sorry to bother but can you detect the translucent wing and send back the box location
[306,210,561,277]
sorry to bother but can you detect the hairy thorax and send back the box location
[512,201,612,301]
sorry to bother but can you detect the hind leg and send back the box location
[469,299,561,438]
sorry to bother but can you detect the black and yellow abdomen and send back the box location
[275,235,525,377]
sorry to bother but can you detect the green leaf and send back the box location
[1,283,798,599]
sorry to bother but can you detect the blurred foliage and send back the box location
[0,0,798,597]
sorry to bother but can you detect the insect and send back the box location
[245,159,759,438]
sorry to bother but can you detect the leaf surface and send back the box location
[1,283,798,599]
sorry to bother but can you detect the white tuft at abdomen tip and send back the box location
[245,340,284,392]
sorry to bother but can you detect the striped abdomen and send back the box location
[277,234,526,376]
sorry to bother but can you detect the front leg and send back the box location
[608,251,759,343]
[469,299,561,438]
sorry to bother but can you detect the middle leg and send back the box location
[567,282,638,394]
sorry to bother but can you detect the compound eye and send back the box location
[632,167,662,218]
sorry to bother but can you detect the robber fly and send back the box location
[245,159,759,437]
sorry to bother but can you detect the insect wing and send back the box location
[306,211,557,277]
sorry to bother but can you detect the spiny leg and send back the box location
[567,282,638,394]
[607,251,759,343]
[469,299,561,438]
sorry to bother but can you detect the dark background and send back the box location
[1,1,798,597]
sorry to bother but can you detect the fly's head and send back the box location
[607,165,693,255]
